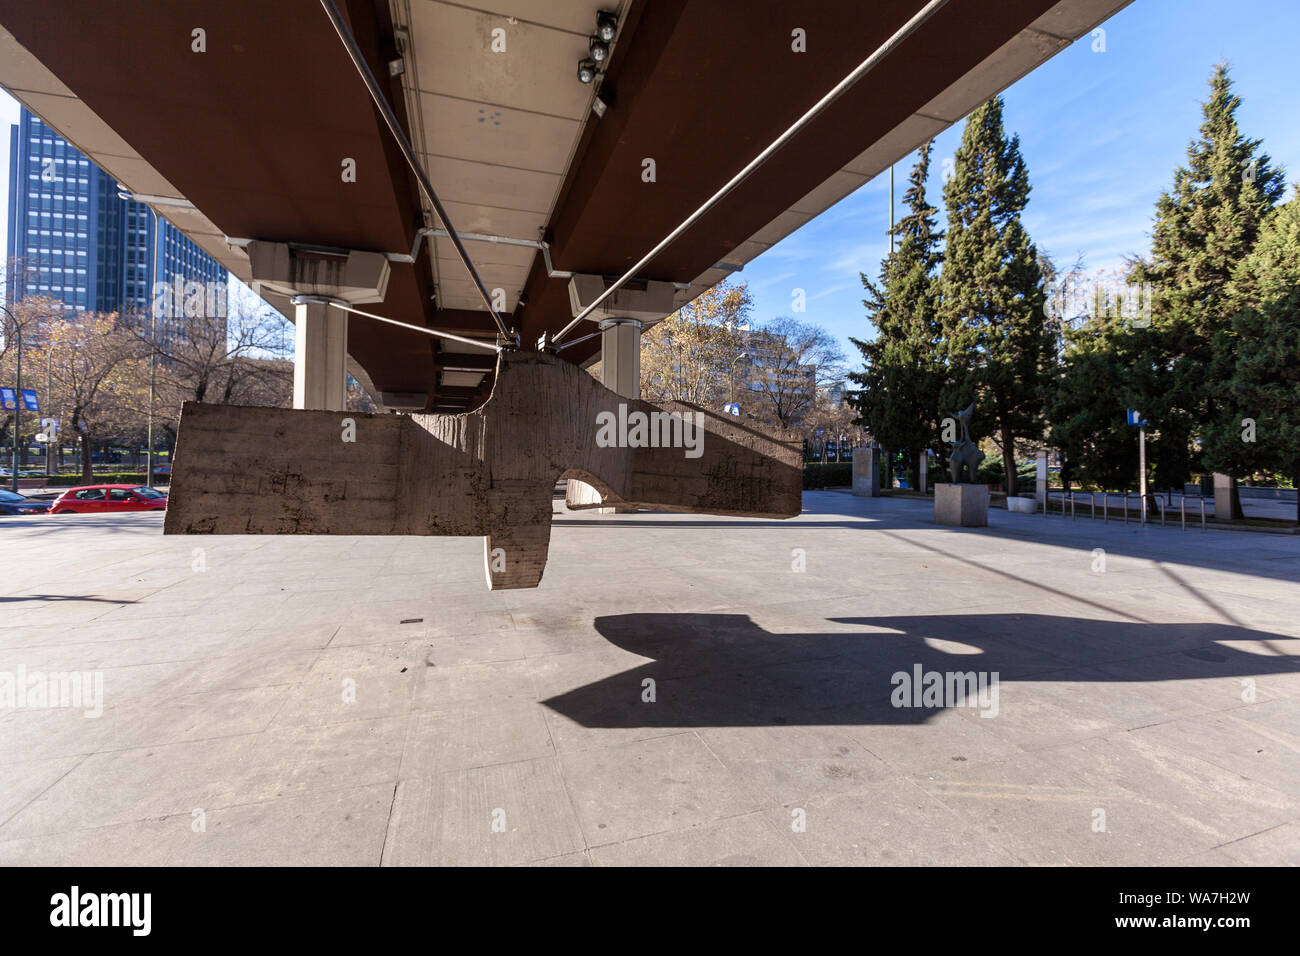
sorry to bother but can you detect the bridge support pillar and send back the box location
[564,274,675,512]
[292,297,348,411]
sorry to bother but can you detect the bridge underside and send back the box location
[0,0,1130,398]
[0,1,1130,582]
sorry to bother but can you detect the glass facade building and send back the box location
[6,107,227,327]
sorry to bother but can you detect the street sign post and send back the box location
[1127,409,1149,524]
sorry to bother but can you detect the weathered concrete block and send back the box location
[935,483,989,527]
[1007,495,1037,514]
[852,446,880,497]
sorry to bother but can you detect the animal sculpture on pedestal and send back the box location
[947,402,985,484]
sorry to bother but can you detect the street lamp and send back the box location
[729,351,748,409]
[2,304,20,493]
[117,185,160,487]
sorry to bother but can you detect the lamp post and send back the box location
[728,351,748,410]
[118,186,159,487]
[45,343,54,478]
[2,304,19,492]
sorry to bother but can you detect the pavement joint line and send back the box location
[0,752,92,832]
[1205,821,1291,852]
[580,805,792,853]
[377,781,401,867]
[0,780,404,846]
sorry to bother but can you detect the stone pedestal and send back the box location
[935,482,988,527]
[852,446,880,497]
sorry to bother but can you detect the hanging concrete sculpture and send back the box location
[163,349,802,589]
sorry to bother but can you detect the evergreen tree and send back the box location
[1202,193,1300,523]
[1129,63,1285,500]
[1044,287,1144,491]
[848,142,945,486]
[939,96,1051,493]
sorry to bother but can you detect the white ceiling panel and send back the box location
[422,153,561,215]
[408,1,594,119]
[419,91,580,173]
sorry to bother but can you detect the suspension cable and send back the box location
[551,0,950,345]
[322,299,500,353]
[319,0,513,342]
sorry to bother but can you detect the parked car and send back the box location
[49,484,168,514]
[0,488,51,516]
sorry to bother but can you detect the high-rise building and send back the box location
[6,107,227,328]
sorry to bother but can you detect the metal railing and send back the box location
[1043,489,1206,530]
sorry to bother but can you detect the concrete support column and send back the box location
[568,317,643,511]
[292,297,348,411]
[598,318,643,399]
[563,274,673,512]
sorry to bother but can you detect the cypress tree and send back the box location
[849,142,945,487]
[1129,63,1285,503]
[1202,194,1300,523]
[939,96,1051,493]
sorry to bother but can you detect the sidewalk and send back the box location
[0,492,1296,865]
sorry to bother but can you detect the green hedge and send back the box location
[803,462,852,489]
[978,455,1038,493]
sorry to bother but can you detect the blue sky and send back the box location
[3,0,1297,365]
[738,0,1300,362]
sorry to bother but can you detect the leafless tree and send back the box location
[744,316,846,428]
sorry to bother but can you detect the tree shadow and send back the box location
[540,611,1298,728]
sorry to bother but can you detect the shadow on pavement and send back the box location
[541,611,1298,728]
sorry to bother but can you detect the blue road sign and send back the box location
[0,387,15,411]
[20,389,38,412]
[1126,409,1148,426]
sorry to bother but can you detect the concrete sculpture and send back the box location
[163,350,802,590]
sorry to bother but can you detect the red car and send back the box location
[49,484,168,515]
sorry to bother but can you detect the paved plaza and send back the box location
[0,491,1297,866]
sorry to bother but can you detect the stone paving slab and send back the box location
[0,491,1297,865]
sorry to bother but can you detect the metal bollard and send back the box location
[1200,498,1206,530]
[1123,494,1128,524]
[1070,492,1076,519]
[1181,496,1186,531]
[1103,494,1108,523]
[1091,492,1097,520]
